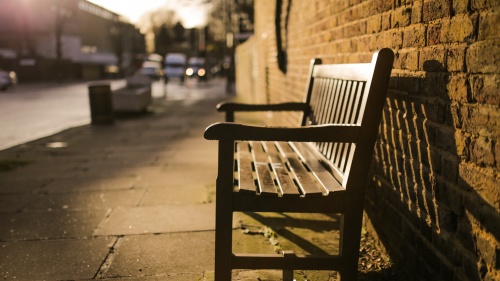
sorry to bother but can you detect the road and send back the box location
[0,78,227,151]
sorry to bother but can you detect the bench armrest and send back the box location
[217,102,308,112]
[217,102,309,122]
[204,122,361,142]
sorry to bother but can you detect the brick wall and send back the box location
[234,0,499,280]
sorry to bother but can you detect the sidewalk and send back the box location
[0,79,399,281]
[0,80,223,281]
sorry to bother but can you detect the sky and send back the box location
[87,0,210,28]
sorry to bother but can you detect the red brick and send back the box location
[352,1,372,19]
[471,0,498,10]
[440,14,476,43]
[367,15,382,34]
[423,0,451,22]
[468,74,500,105]
[453,0,469,13]
[403,25,426,48]
[392,7,412,28]
[427,22,442,45]
[422,71,446,97]
[448,74,470,103]
[395,50,419,70]
[470,136,496,167]
[337,10,350,26]
[371,0,393,13]
[381,12,392,31]
[460,165,500,211]
[460,105,500,136]
[343,21,366,38]
[412,1,423,24]
[478,11,500,40]
[447,45,466,72]
[466,40,500,73]
[454,130,469,158]
[476,234,499,269]
[419,47,446,71]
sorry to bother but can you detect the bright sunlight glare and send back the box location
[87,0,209,27]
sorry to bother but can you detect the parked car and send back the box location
[185,57,207,81]
[140,61,162,80]
[0,69,17,91]
[164,53,187,83]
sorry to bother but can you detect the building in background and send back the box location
[0,0,146,81]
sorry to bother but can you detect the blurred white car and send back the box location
[0,69,17,91]
[164,53,186,83]
[140,61,162,80]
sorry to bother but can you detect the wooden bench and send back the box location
[204,48,394,281]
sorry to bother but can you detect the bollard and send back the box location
[88,82,114,125]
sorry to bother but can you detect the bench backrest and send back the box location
[300,48,394,191]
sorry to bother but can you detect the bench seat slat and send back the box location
[265,142,301,197]
[291,142,345,193]
[236,141,257,193]
[237,141,336,197]
[276,142,325,196]
[251,141,279,196]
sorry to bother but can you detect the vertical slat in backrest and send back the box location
[301,49,394,189]
[303,60,375,184]
[302,54,380,186]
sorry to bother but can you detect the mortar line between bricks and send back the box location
[93,236,122,279]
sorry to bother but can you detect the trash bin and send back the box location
[88,82,114,125]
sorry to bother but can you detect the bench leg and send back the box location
[214,186,233,281]
[282,250,294,281]
[214,140,235,281]
[338,210,363,281]
[214,210,233,281]
[339,265,359,281]
[283,269,294,281]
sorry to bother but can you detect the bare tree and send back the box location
[137,8,178,53]
[138,8,178,34]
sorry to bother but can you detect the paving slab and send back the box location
[94,204,215,236]
[0,237,114,280]
[0,176,52,194]
[139,163,216,189]
[0,162,79,181]
[104,232,214,278]
[0,209,108,240]
[0,194,37,213]
[25,189,146,211]
[140,183,214,206]
[43,175,143,193]
[166,143,219,166]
